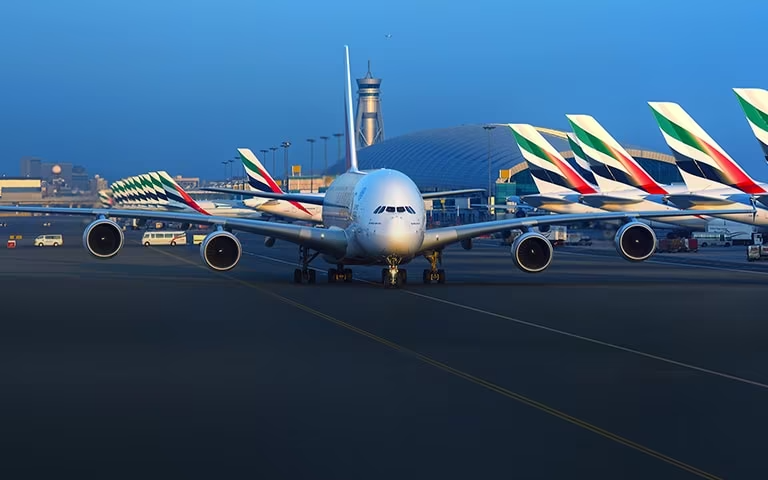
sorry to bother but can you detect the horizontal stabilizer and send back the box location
[580,194,645,208]
[665,194,736,209]
[201,187,325,206]
[421,188,486,199]
[520,194,576,205]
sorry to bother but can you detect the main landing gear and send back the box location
[422,250,445,284]
[328,264,352,283]
[382,255,406,289]
[293,245,319,284]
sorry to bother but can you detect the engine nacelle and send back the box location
[614,221,657,262]
[460,238,472,250]
[511,232,553,273]
[200,230,242,271]
[82,218,124,259]
[264,236,276,248]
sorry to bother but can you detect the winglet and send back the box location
[733,88,768,163]
[344,45,359,172]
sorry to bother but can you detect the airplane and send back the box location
[0,46,754,289]
[565,114,712,232]
[647,101,768,227]
[733,88,768,171]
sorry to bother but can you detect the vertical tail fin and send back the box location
[566,114,667,195]
[149,172,168,202]
[344,45,359,172]
[98,189,113,208]
[733,88,768,164]
[648,101,765,194]
[140,173,159,204]
[238,148,285,193]
[508,124,597,195]
[565,132,599,189]
[157,171,210,215]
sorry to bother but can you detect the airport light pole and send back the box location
[333,132,343,169]
[221,160,228,183]
[319,135,329,179]
[270,147,278,178]
[306,138,315,192]
[281,141,291,191]
[228,159,235,186]
[483,124,496,214]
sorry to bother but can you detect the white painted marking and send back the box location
[243,250,768,391]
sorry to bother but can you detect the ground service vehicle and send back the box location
[141,231,187,246]
[35,234,63,247]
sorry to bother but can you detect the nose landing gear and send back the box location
[422,250,445,284]
[382,255,406,288]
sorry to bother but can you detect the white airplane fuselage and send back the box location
[319,168,426,266]
[244,197,323,223]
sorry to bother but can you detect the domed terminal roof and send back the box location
[326,124,681,192]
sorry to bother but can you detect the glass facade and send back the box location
[326,124,682,194]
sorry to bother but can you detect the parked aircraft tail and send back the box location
[566,114,667,195]
[648,101,766,194]
[508,124,597,195]
[733,88,768,164]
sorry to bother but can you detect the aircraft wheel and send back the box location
[293,268,303,284]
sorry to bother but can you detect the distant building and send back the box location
[0,178,43,202]
[91,175,108,193]
[19,157,42,178]
[330,125,683,201]
[174,175,200,190]
[71,165,89,192]
[41,162,73,186]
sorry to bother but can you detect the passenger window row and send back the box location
[373,205,416,214]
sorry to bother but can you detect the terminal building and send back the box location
[0,178,43,202]
[339,124,682,197]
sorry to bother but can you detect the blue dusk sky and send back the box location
[1,0,767,181]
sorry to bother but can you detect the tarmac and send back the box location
[1,216,767,479]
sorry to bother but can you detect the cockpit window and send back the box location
[385,206,396,212]
[396,206,405,213]
[405,206,415,214]
[373,206,384,214]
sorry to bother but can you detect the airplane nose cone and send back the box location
[367,217,422,256]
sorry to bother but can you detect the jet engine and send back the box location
[511,232,553,273]
[82,218,124,258]
[614,221,656,262]
[264,236,276,248]
[200,230,242,271]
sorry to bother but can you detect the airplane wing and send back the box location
[418,208,754,252]
[579,194,646,208]
[0,206,347,256]
[201,187,326,205]
[664,194,740,209]
[203,187,486,203]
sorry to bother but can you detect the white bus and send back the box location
[141,231,187,246]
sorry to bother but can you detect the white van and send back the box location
[142,231,187,246]
[35,234,63,247]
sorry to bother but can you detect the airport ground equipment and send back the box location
[657,238,698,253]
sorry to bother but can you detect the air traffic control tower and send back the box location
[355,61,385,148]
